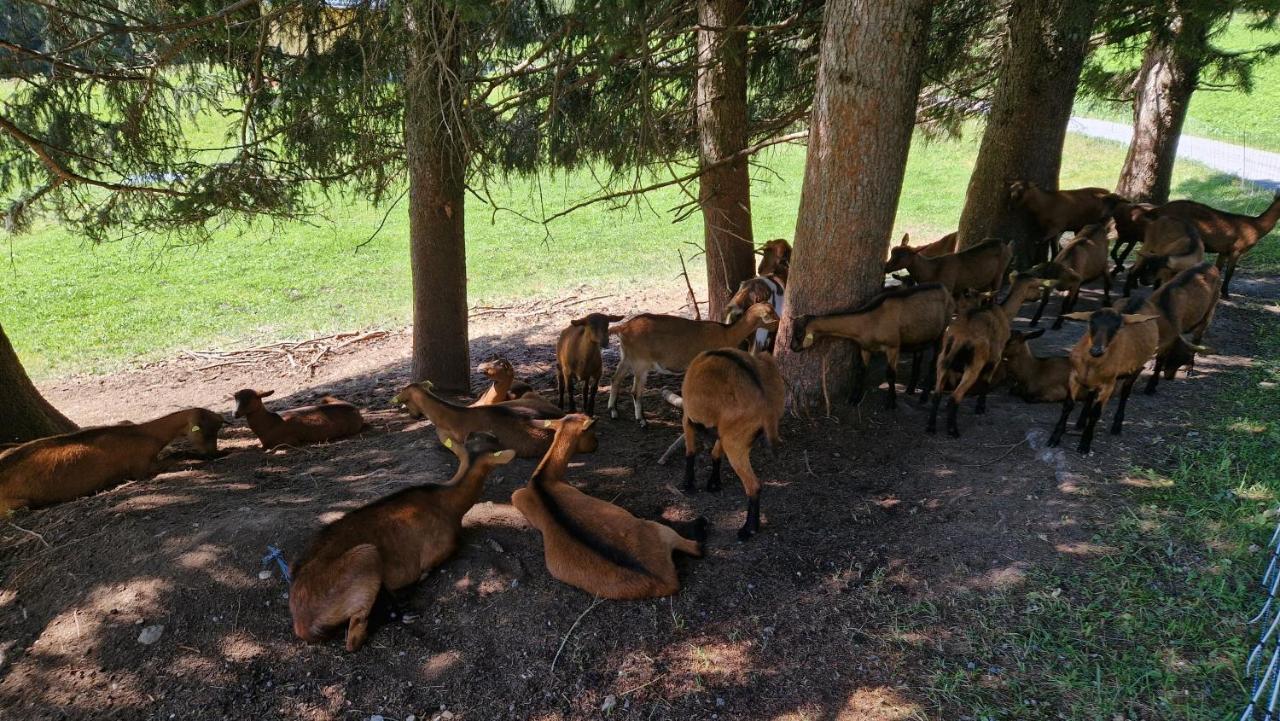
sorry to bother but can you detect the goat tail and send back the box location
[661,389,684,409]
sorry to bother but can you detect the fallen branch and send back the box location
[550,597,603,675]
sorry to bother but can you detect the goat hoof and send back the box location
[638,419,647,429]
[609,409,618,419]
[736,527,754,542]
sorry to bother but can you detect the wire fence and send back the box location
[1241,514,1280,720]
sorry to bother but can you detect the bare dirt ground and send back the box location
[1,274,1277,721]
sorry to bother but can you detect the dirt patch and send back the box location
[2,275,1276,720]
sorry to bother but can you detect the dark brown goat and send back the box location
[1028,222,1113,329]
[289,432,515,651]
[884,236,1011,296]
[1123,216,1204,297]
[1009,181,1121,260]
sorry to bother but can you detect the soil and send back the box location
[1,274,1277,721]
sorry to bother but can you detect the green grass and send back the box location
[922,318,1280,719]
[1,128,1276,378]
[1077,14,1280,153]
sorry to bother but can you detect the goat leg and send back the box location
[707,440,724,492]
[884,358,898,410]
[1030,289,1051,327]
[926,393,943,434]
[1111,374,1140,435]
[1077,392,1103,454]
[565,375,577,412]
[945,396,961,438]
[1052,287,1080,331]
[1048,397,1075,448]
[556,367,565,408]
[1074,393,1094,430]
[1144,356,1163,395]
[847,350,868,406]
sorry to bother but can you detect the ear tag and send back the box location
[444,437,454,449]
[190,425,200,433]
[493,452,503,457]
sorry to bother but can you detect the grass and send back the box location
[1077,14,1280,153]
[922,313,1280,719]
[4,128,1275,378]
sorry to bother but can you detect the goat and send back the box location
[1009,181,1121,259]
[789,283,952,408]
[289,432,515,651]
[1,408,223,511]
[675,348,785,540]
[757,238,792,283]
[393,381,597,457]
[555,313,624,415]
[1110,201,1156,275]
[1145,194,1280,298]
[233,389,364,449]
[1120,261,1220,395]
[724,275,785,353]
[883,231,957,272]
[884,235,1011,296]
[1123,216,1204,297]
[925,277,1046,437]
[512,414,705,598]
[1001,328,1071,403]
[1028,222,1113,329]
[1047,309,1160,454]
[471,357,535,406]
[607,302,778,427]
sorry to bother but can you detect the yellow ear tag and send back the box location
[492,451,503,457]
[190,425,200,433]
[805,333,814,342]
[443,437,454,449]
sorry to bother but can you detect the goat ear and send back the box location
[1023,327,1046,340]
[489,449,516,464]
[582,417,596,430]
[257,390,275,399]
[899,233,910,247]
[606,314,625,322]
[570,317,587,326]
[1061,312,1093,322]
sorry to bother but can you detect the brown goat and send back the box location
[1029,222,1113,329]
[757,238,792,283]
[882,231,957,269]
[724,275,785,353]
[512,414,705,598]
[471,358,534,406]
[393,381,597,457]
[789,283,953,408]
[1121,261,1220,395]
[1009,181,1121,260]
[1048,309,1160,454]
[555,313,624,415]
[289,432,515,651]
[233,389,364,449]
[1123,216,1204,296]
[607,302,779,427]
[1001,328,1071,403]
[1,408,223,511]
[1110,201,1156,274]
[884,236,1012,296]
[926,277,1045,436]
[676,348,785,540]
[1146,194,1280,297]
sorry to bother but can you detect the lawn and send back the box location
[2,128,1276,378]
[1077,13,1280,153]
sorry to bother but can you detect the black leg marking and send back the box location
[1112,373,1139,435]
[683,453,697,494]
[1048,397,1074,448]
[926,393,942,434]
[946,396,960,438]
[707,456,723,493]
[738,492,761,542]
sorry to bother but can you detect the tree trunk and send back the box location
[0,322,77,443]
[697,0,755,320]
[955,0,1098,268]
[404,1,470,392]
[774,0,934,407]
[1115,13,1205,205]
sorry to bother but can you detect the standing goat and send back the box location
[555,313,624,415]
[512,414,705,598]
[677,348,785,540]
[1048,309,1160,454]
[1029,222,1113,329]
[1145,194,1280,298]
[1123,217,1204,297]
[724,275,785,353]
[884,235,1011,296]
[1,408,223,511]
[1111,201,1156,275]
[607,303,778,427]
[1009,181,1121,260]
[233,390,364,449]
[756,238,792,283]
[1121,261,1220,395]
[789,283,952,408]
[289,432,515,651]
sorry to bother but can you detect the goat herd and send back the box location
[1,183,1277,652]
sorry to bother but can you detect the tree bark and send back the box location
[404,1,470,392]
[774,0,934,407]
[0,322,77,443]
[1115,12,1205,205]
[697,0,755,320]
[955,0,1098,267]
